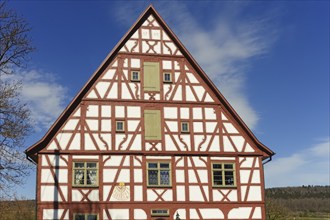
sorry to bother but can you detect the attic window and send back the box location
[116,121,125,132]
[131,71,140,82]
[163,72,172,83]
[181,122,189,133]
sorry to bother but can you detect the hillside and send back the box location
[0,186,329,220]
[265,185,330,219]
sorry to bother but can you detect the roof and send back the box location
[25,5,275,163]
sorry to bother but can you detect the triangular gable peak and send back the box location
[26,5,274,162]
[85,14,216,103]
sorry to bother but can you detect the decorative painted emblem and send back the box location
[112,182,130,201]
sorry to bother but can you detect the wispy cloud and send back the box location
[160,2,278,129]
[265,138,330,187]
[113,2,278,129]
[3,69,68,129]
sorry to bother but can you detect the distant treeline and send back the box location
[265,185,330,219]
[0,186,329,220]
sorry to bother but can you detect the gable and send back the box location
[26,5,274,162]
[84,14,217,103]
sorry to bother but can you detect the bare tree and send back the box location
[0,1,35,198]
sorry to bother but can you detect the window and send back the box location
[181,122,189,133]
[131,71,140,81]
[147,162,171,187]
[163,72,172,83]
[151,209,170,217]
[212,163,236,187]
[116,121,125,132]
[144,110,161,140]
[143,62,160,91]
[74,213,98,220]
[73,162,98,187]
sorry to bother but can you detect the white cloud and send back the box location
[160,3,277,129]
[3,69,68,129]
[265,139,330,187]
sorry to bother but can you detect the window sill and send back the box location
[212,185,237,189]
[147,185,172,188]
[72,185,99,188]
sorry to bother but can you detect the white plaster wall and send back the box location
[134,209,147,219]
[41,186,63,202]
[189,186,205,201]
[102,69,116,80]
[247,186,262,201]
[200,209,224,219]
[228,207,252,219]
[164,107,177,119]
[162,60,172,69]
[106,83,118,99]
[131,58,140,68]
[176,185,186,201]
[105,209,129,220]
[43,209,68,220]
[134,185,143,201]
[96,82,109,98]
[41,168,68,183]
[62,119,79,131]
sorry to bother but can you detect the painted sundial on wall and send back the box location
[112,182,130,201]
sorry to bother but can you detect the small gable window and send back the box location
[131,70,140,82]
[74,213,98,220]
[212,163,236,187]
[116,120,125,132]
[73,162,98,187]
[163,72,172,83]
[181,122,189,133]
[147,162,171,187]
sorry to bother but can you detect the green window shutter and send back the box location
[143,62,160,91]
[144,110,161,140]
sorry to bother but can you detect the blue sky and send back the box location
[6,1,329,199]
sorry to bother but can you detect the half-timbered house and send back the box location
[25,5,274,220]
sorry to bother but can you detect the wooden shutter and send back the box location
[144,110,161,140]
[143,62,160,91]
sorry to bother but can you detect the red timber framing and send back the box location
[26,4,274,220]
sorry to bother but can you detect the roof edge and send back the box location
[25,5,274,162]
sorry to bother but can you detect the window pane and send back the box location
[132,71,139,80]
[213,170,223,186]
[75,163,85,168]
[87,215,98,220]
[224,164,233,169]
[225,171,234,185]
[116,122,123,130]
[87,163,97,168]
[213,164,221,169]
[148,170,158,185]
[182,123,188,131]
[160,163,169,168]
[160,170,170,185]
[148,163,158,168]
[74,170,85,185]
[86,170,97,185]
[74,215,85,220]
[164,73,171,81]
